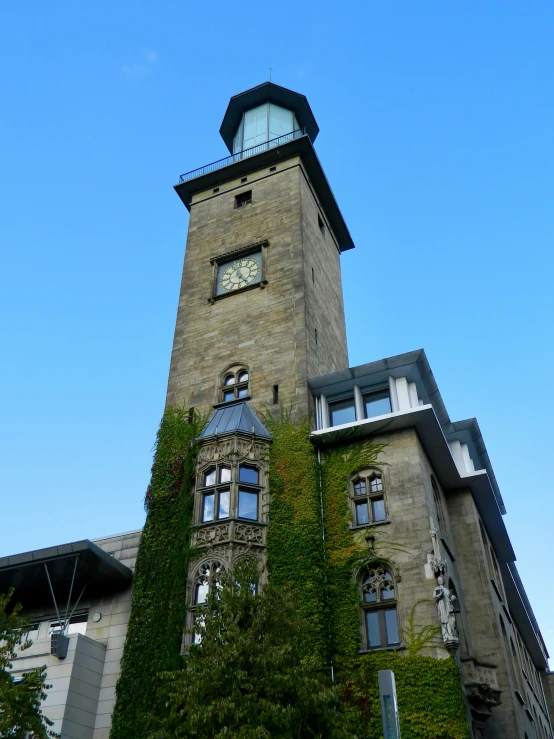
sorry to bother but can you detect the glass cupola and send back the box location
[232,102,301,154]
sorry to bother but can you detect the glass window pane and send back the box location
[238,371,248,383]
[353,480,366,496]
[363,586,377,603]
[219,466,231,483]
[384,609,400,644]
[224,374,235,386]
[223,390,234,402]
[202,494,214,522]
[195,580,209,605]
[239,465,259,485]
[218,490,230,519]
[238,490,258,520]
[204,469,216,487]
[381,582,395,600]
[269,104,294,139]
[369,476,383,493]
[237,387,248,398]
[364,391,391,419]
[356,501,369,526]
[365,611,381,647]
[329,399,356,427]
[372,498,386,522]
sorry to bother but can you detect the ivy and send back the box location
[264,410,329,669]
[110,407,203,739]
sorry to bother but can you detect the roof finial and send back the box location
[269,66,272,82]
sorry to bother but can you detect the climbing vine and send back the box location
[264,409,329,668]
[268,416,470,738]
[110,407,203,739]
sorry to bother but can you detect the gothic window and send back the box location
[360,566,400,649]
[191,560,224,644]
[221,368,249,402]
[198,463,262,523]
[201,465,231,522]
[431,476,445,531]
[238,464,260,520]
[351,471,386,527]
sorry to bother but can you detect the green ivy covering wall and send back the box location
[264,412,329,668]
[110,407,203,739]
[268,417,470,739]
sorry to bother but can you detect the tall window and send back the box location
[361,566,400,649]
[221,368,249,402]
[191,561,224,644]
[198,463,261,523]
[201,465,231,522]
[431,476,445,531]
[351,471,386,526]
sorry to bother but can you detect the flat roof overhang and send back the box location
[174,134,355,252]
[0,539,133,608]
[310,405,515,562]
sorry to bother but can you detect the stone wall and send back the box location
[165,156,349,420]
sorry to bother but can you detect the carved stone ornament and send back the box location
[429,523,459,654]
[192,520,265,550]
[197,434,269,467]
[464,682,502,737]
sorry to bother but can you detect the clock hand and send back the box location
[233,265,244,280]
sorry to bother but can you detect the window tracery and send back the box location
[360,565,400,649]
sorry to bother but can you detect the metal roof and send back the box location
[219,82,320,153]
[0,539,133,608]
[199,401,272,440]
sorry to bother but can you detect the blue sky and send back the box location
[1,2,552,660]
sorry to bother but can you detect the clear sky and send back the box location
[1,2,552,661]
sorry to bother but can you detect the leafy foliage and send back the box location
[110,407,204,739]
[402,600,442,657]
[264,409,329,668]
[0,590,57,739]
[149,558,356,739]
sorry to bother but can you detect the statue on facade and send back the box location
[429,523,460,654]
[433,574,459,652]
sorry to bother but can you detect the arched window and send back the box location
[191,560,225,644]
[351,471,386,527]
[360,566,400,649]
[499,614,507,637]
[431,476,445,531]
[221,367,249,402]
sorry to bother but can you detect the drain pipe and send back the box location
[317,446,335,686]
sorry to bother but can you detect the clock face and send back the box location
[217,252,262,295]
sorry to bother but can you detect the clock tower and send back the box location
[167,82,354,419]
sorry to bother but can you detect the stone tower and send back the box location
[166,82,353,419]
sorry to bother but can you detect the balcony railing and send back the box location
[178,128,307,184]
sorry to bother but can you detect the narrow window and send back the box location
[318,213,325,234]
[269,166,276,172]
[238,489,258,520]
[315,328,318,344]
[272,385,279,404]
[350,472,386,526]
[202,493,215,522]
[235,190,252,208]
[213,187,219,193]
[312,267,315,283]
[361,567,400,649]
[241,177,248,183]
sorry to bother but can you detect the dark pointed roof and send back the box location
[199,402,272,440]
[219,82,320,153]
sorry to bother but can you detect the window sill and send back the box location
[193,518,267,529]
[350,519,391,531]
[358,643,405,655]
[213,396,252,409]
